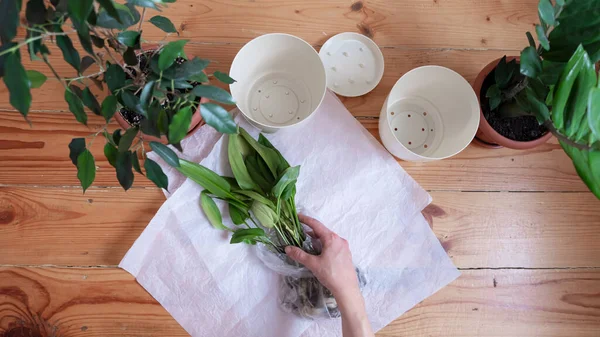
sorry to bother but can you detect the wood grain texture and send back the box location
[1,267,599,337]
[1,187,599,268]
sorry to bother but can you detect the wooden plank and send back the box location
[1,267,599,337]
[2,187,599,268]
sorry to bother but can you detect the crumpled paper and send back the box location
[120,91,460,337]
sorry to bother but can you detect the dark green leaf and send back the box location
[74,20,95,56]
[200,191,228,230]
[113,129,122,145]
[77,149,96,193]
[520,46,542,78]
[56,33,81,72]
[525,87,550,124]
[200,103,237,134]
[168,106,193,144]
[90,35,105,48]
[26,31,42,61]
[213,71,236,84]
[116,151,134,190]
[149,15,177,33]
[145,158,169,189]
[239,128,279,176]
[149,141,180,167]
[81,56,96,73]
[230,228,265,244]
[553,45,587,131]
[65,88,87,125]
[26,70,47,89]
[229,203,249,225]
[68,138,86,165]
[258,133,290,173]
[245,154,275,192]
[96,0,122,24]
[104,142,117,167]
[526,31,536,49]
[3,51,31,117]
[121,90,146,116]
[101,95,118,122]
[587,87,600,140]
[158,40,188,71]
[494,56,509,88]
[0,0,21,43]
[272,166,300,200]
[140,103,161,137]
[123,47,138,66]
[497,99,529,119]
[97,3,140,29]
[117,30,141,48]
[192,85,235,105]
[26,0,47,25]
[157,109,169,134]
[140,81,155,108]
[131,152,143,174]
[539,60,566,86]
[536,25,549,51]
[159,57,209,81]
[538,0,555,26]
[68,0,94,24]
[565,51,595,139]
[485,84,502,111]
[81,87,101,115]
[228,133,261,191]
[234,189,275,208]
[159,79,192,90]
[87,3,97,24]
[177,159,233,199]
[118,127,139,153]
[105,64,126,93]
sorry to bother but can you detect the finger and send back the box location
[298,214,331,239]
[285,246,318,270]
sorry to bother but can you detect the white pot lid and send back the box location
[319,32,384,97]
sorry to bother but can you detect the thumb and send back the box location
[285,246,317,270]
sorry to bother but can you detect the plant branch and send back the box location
[64,70,105,83]
[502,77,529,103]
[42,56,69,91]
[138,8,146,32]
[543,121,597,151]
[0,30,76,57]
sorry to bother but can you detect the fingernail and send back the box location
[285,246,292,254]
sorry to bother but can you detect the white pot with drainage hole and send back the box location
[229,34,327,133]
[379,66,480,162]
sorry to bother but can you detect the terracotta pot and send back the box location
[473,56,552,149]
[113,44,206,143]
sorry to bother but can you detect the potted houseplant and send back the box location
[473,0,600,199]
[0,0,237,192]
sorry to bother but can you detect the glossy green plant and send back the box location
[0,0,237,192]
[485,0,600,199]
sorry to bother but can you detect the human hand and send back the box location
[284,214,359,300]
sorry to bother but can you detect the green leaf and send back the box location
[520,46,542,78]
[101,95,118,122]
[74,19,94,56]
[26,0,47,25]
[258,133,290,174]
[65,88,87,125]
[123,47,138,66]
[77,149,96,193]
[159,57,209,81]
[486,84,502,111]
[555,0,565,6]
[131,152,143,174]
[553,45,587,132]
[525,87,551,124]
[140,81,156,108]
[68,138,86,166]
[168,106,192,144]
[140,103,161,138]
[145,158,169,189]
[234,189,275,208]
[149,141,180,167]
[56,33,81,72]
[81,87,101,115]
[538,0,555,26]
[565,51,595,139]
[113,129,122,145]
[526,31,536,49]
[0,0,21,42]
[68,0,94,24]
[25,70,47,89]
[105,64,126,93]
[149,15,177,33]
[81,56,96,73]
[177,159,233,199]
[213,71,236,84]
[104,142,118,167]
[229,203,249,225]
[97,3,140,29]
[96,0,122,24]
[588,87,600,140]
[272,166,300,200]
[560,142,600,199]
[121,90,146,116]
[200,103,237,134]
[200,191,228,230]
[539,60,566,86]
[158,40,188,71]
[117,31,141,48]
[230,228,265,244]
[3,51,31,117]
[90,35,105,48]
[245,154,275,192]
[536,25,549,51]
[118,127,139,152]
[494,56,509,88]
[192,85,235,105]
[228,134,261,191]
[116,151,134,190]
[238,128,280,176]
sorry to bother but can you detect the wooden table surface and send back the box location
[2,0,600,336]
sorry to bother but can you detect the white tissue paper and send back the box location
[120,91,460,337]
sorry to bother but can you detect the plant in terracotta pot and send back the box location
[0,0,237,191]
[474,0,600,199]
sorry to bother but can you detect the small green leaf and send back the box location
[65,89,87,125]
[0,0,21,42]
[81,56,96,73]
[56,32,81,72]
[140,103,161,138]
[525,87,550,124]
[140,81,155,108]
[228,134,261,192]
[81,87,101,115]
[131,151,143,174]
[159,57,209,81]
[90,35,105,48]
[118,127,139,152]
[116,151,134,190]
[96,0,122,24]
[69,138,86,166]
[68,0,94,24]
[113,129,122,146]
[213,71,236,84]
[117,30,141,48]
[272,166,300,200]
[149,15,177,33]
[157,109,169,134]
[74,21,95,56]
[229,203,249,225]
[77,149,96,193]
[158,40,188,71]
[535,25,549,51]
[177,159,233,199]
[25,0,47,26]
[520,46,542,78]
[3,52,31,117]
[121,90,146,116]
[258,133,290,172]
[192,85,235,105]
[168,106,193,144]
[494,56,509,88]
[145,158,169,189]
[588,87,600,140]
[200,103,237,134]
[101,95,118,122]
[486,84,502,111]
[104,142,118,167]
[105,64,126,93]
[250,201,278,228]
[200,191,228,230]
[526,31,536,49]
[123,47,138,66]
[538,0,555,27]
[149,141,180,167]
[97,3,140,29]
[230,228,265,244]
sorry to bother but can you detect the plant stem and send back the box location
[138,8,146,32]
[64,71,105,83]
[543,121,598,151]
[0,30,76,57]
[502,77,529,103]
[42,56,69,91]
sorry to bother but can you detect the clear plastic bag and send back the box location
[256,235,367,319]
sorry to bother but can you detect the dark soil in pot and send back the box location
[480,67,547,142]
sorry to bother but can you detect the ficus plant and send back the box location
[484,0,600,199]
[0,0,237,192]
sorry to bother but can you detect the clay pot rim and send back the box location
[474,56,553,150]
